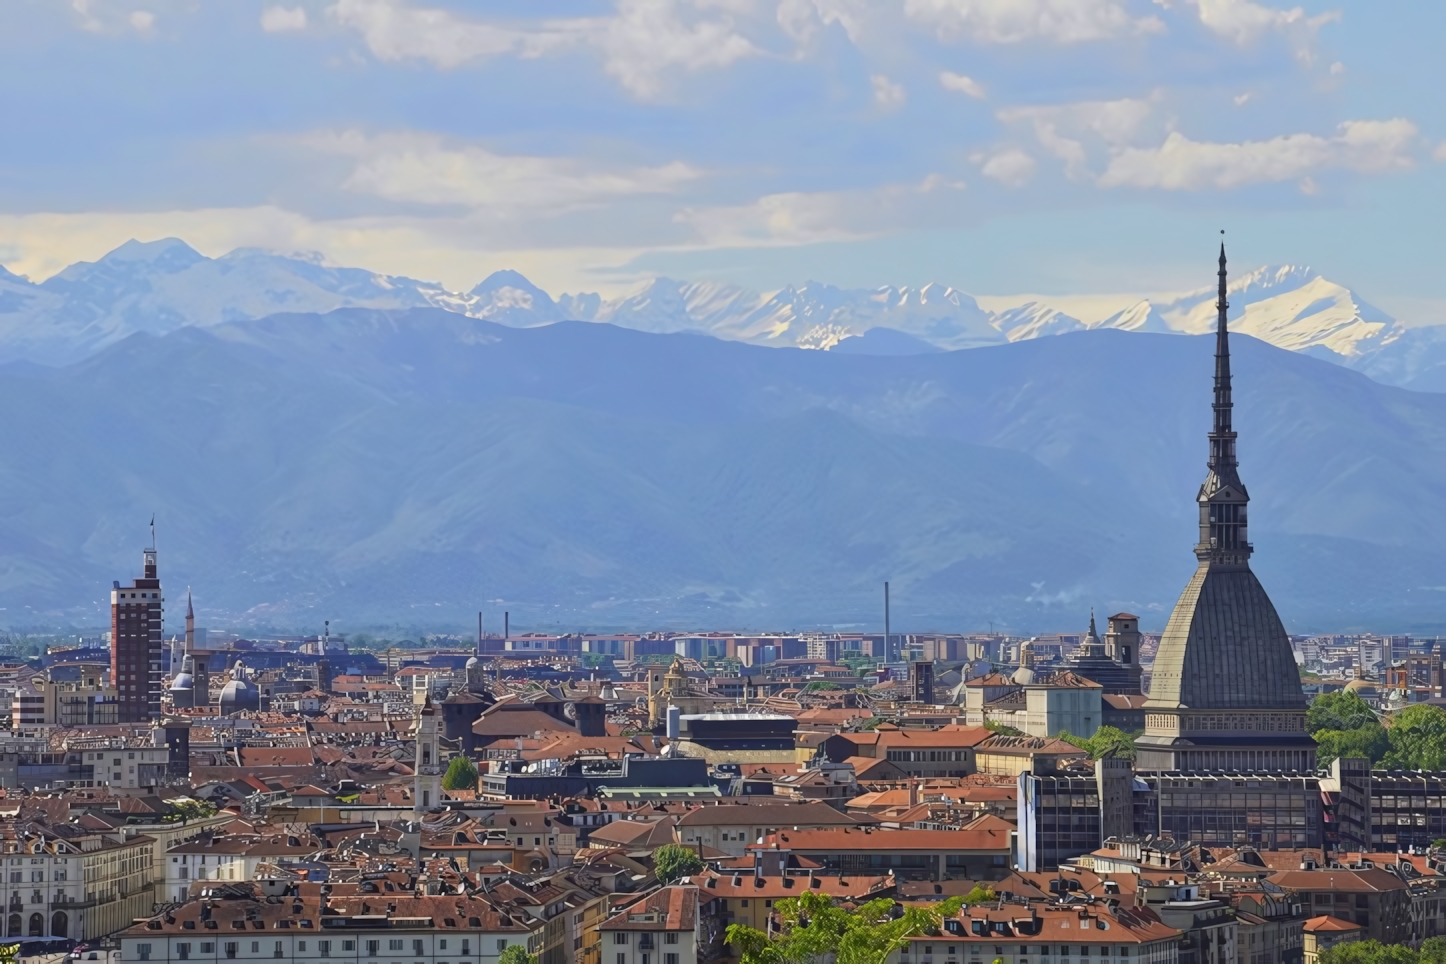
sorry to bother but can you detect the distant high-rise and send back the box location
[1137,244,1315,773]
[111,548,164,722]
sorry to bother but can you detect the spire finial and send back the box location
[1089,608,1097,639]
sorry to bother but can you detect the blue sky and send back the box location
[2,0,1444,319]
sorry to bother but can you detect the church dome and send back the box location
[220,661,259,715]
[169,672,194,692]
[466,656,480,669]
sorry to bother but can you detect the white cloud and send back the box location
[309,130,703,212]
[1431,142,1446,163]
[261,6,309,32]
[1329,60,1344,75]
[582,0,761,99]
[128,10,154,30]
[1098,119,1419,190]
[675,175,967,247]
[998,96,1155,179]
[977,149,1037,186]
[326,0,569,68]
[904,0,1163,44]
[1168,0,1339,61]
[775,0,871,45]
[872,74,907,109]
[71,0,103,32]
[1233,92,1252,106]
[327,0,758,99]
[938,70,986,98]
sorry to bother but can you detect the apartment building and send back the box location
[0,824,157,942]
[888,897,1181,964]
[119,891,543,964]
[596,887,715,964]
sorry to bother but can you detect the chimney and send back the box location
[909,778,919,808]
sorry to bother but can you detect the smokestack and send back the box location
[505,612,509,643]
[885,582,891,663]
[666,705,681,741]
[477,612,483,656]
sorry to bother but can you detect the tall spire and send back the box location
[184,587,195,654]
[1196,237,1251,566]
[1208,239,1238,484]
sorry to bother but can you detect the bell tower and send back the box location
[413,696,443,811]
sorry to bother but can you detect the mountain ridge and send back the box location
[2,306,1445,632]
[3,239,1440,388]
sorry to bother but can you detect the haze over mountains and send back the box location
[5,239,1446,390]
[4,239,1446,633]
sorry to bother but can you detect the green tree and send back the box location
[727,894,955,964]
[497,946,536,964]
[1320,941,1422,964]
[653,844,704,884]
[1308,691,1378,734]
[1313,724,1390,767]
[1382,704,1446,770]
[960,885,997,907]
[161,798,218,824]
[984,721,1023,736]
[1058,726,1138,761]
[442,755,479,791]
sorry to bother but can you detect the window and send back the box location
[439,942,447,951]
[666,955,678,964]
[138,946,152,961]
[178,944,192,960]
[618,956,626,964]
[201,945,215,955]
[367,942,379,957]
[226,943,238,959]
[344,943,356,952]
[498,942,508,953]
[320,941,332,957]
[741,901,748,908]
[390,942,403,952]
[462,941,470,955]
[274,942,284,959]
[412,942,423,956]
[252,944,260,953]
[614,934,628,945]
[298,943,307,953]
[665,935,678,945]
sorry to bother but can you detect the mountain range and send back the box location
[4,239,1446,391]
[0,302,1444,633]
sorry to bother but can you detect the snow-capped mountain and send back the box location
[992,302,1085,342]
[1093,299,1173,333]
[0,238,1437,389]
[1155,265,1399,358]
[0,239,459,364]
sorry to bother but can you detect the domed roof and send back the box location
[219,676,260,714]
[1011,666,1036,686]
[466,656,480,668]
[169,672,194,691]
[1344,678,1377,694]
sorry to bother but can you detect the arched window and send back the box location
[51,912,67,938]
[28,912,42,936]
[6,914,18,937]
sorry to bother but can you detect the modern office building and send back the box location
[110,548,164,722]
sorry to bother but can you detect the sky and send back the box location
[3,0,1446,320]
